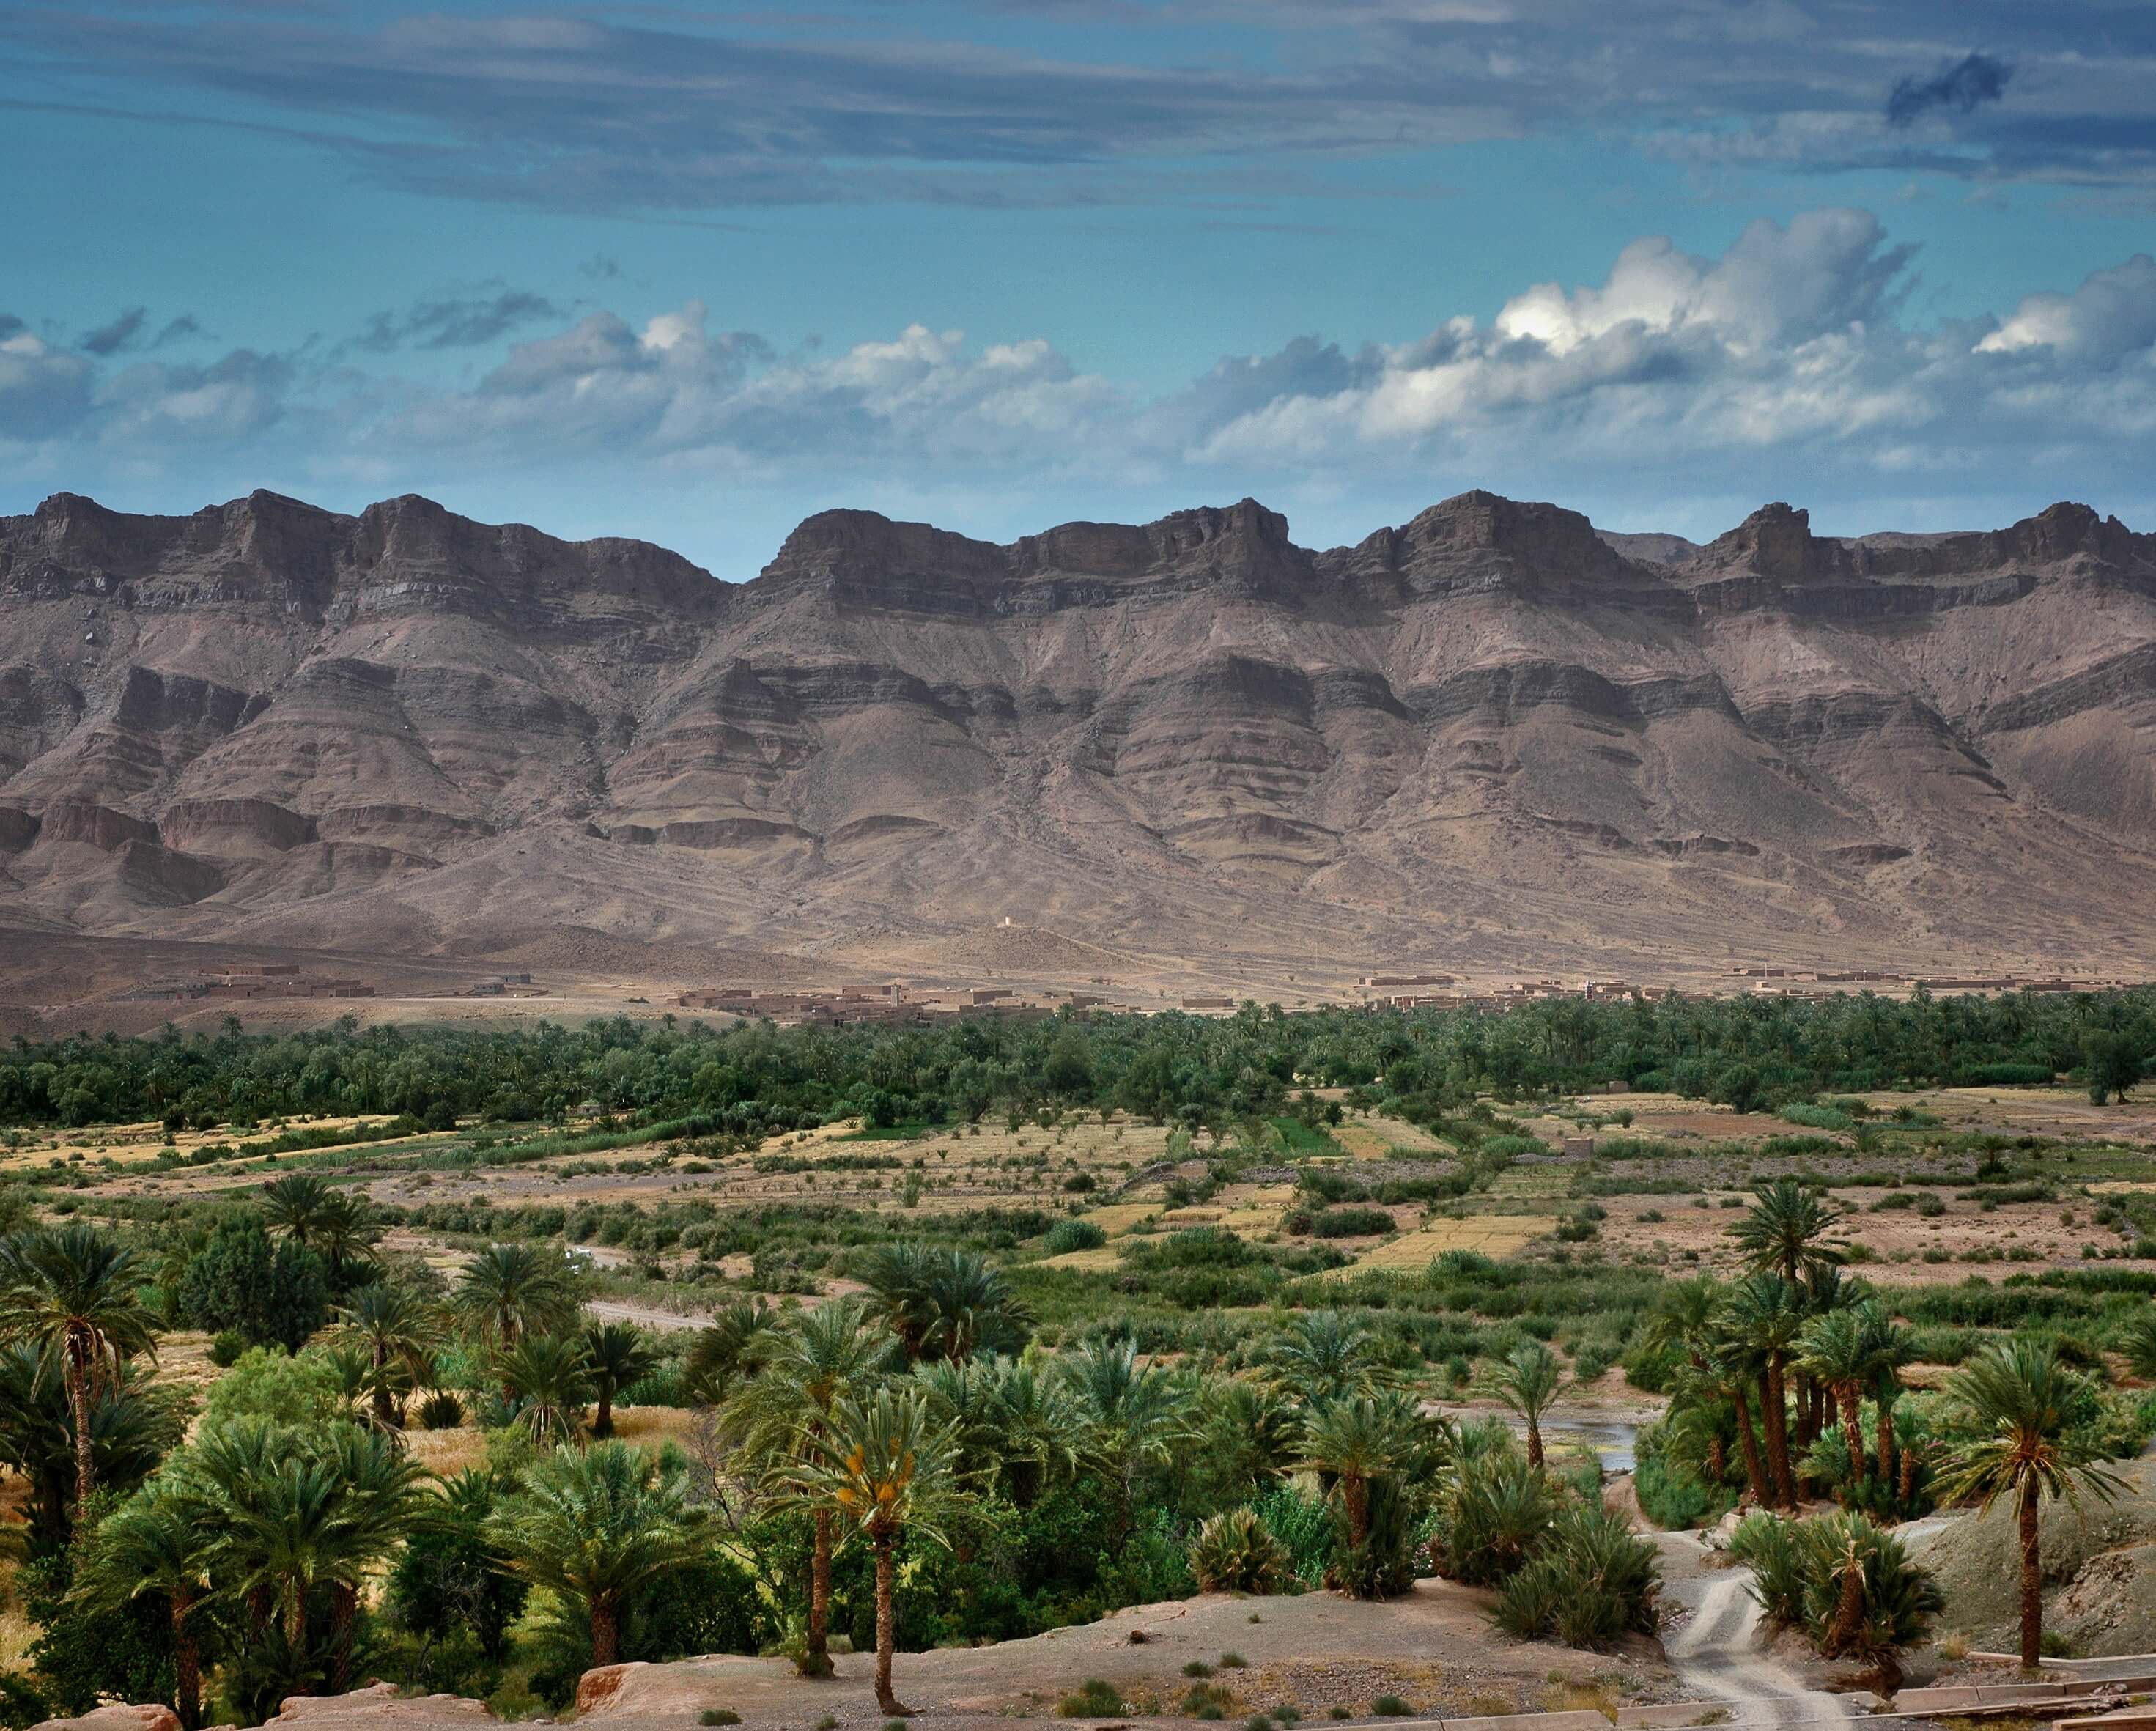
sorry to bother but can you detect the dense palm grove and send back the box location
[4,986,2153,1130]
[0,995,2149,1724]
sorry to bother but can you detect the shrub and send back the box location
[1371,1698,1414,1717]
[699,1712,741,1726]
[1491,1503,1660,1649]
[1044,1219,1107,1255]
[1430,1449,1552,1586]
[418,1389,465,1429]
[1058,1680,1124,1717]
[1732,1510,1941,1680]
[1326,1472,1422,1600]
[1190,1507,1291,1595]
[207,1329,248,1368]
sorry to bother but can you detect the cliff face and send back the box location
[4,485,2155,973]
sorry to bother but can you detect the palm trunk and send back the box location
[1899,1444,1919,1506]
[1875,1389,1897,1493]
[285,1592,307,1653]
[1828,1560,1865,1657]
[171,1596,201,1731]
[806,1507,835,1675]
[874,1529,910,1716]
[1526,1420,1543,1471]
[594,1388,615,1439]
[1707,1433,1727,1483]
[66,1351,95,1514]
[1730,1386,1770,1506]
[591,1595,620,1669]
[1345,1472,1369,1546]
[1761,1359,1797,1510]
[329,1583,359,1691]
[372,1343,394,1428]
[2017,1480,2044,1672]
[1839,1387,1867,1487]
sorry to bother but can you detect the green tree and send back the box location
[1732,1178,1847,1288]
[1267,1309,1392,1404]
[1796,1306,1880,1488]
[720,1299,891,1674]
[857,1244,1030,1362]
[70,1485,214,1730]
[1723,1275,1806,1510]
[333,1284,439,1430]
[1483,1342,1562,1470]
[2083,1029,2144,1104]
[486,1440,709,1669]
[1297,1392,1417,1551]
[495,1334,594,1444]
[176,1216,330,1352]
[581,1322,658,1440]
[1933,1340,2126,1670]
[451,1244,582,1362]
[0,1226,163,1513]
[779,1388,964,1717]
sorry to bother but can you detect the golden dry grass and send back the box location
[1037,1245,1125,1271]
[1082,1203,1162,1236]
[1323,1216,1557,1274]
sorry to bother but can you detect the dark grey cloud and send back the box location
[1887,53,2012,128]
[12,2,2146,210]
[80,306,148,355]
[153,314,202,346]
[350,290,562,353]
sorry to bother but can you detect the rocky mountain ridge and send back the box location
[4,485,2155,983]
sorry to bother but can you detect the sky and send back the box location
[4,1,2156,577]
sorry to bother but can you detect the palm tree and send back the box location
[2120,1313,2156,1382]
[1796,1305,1877,1488]
[1867,1310,1915,1491]
[857,1244,1031,1362]
[583,1321,659,1439]
[495,1334,594,1443]
[684,1297,783,1404]
[1933,1340,2127,1670]
[1733,1178,1847,1288]
[1057,1337,1192,1529]
[259,1175,338,1248]
[333,1283,439,1429]
[224,1455,357,1650]
[1483,1342,1562,1469]
[315,1426,432,1688]
[0,1225,162,1512]
[1723,1275,1806,1510]
[1298,1392,1417,1550]
[310,1190,382,1278]
[1192,1376,1298,1502]
[73,1484,215,1729]
[720,1299,891,1674]
[779,1388,963,1716]
[451,1243,582,1359]
[0,1343,183,1553]
[1268,1309,1392,1403]
[486,1440,709,1668]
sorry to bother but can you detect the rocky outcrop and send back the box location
[1,484,2155,972]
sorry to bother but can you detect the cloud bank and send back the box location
[5,209,2155,553]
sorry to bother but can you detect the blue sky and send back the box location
[4,1,2156,576]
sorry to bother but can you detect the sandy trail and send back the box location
[1661,1542,1853,1729]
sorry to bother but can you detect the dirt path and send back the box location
[1661,1543,1852,1727]
[583,1297,712,1333]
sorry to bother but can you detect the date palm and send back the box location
[1796,1305,1878,1487]
[1057,1337,1192,1527]
[720,1299,891,1674]
[73,1483,215,1729]
[1268,1308,1393,1404]
[451,1243,582,1360]
[1724,1274,1809,1509]
[486,1439,709,1668]
[582,1321,659,1439]
[1732,1178,1846,1289]
[778,1387,963,1716]
[315,1426,432,1688]
[685,1296,783,1403]
[1298,1392,1417,1549]
[0,1225,162,1512]
[1934,1339,2127,1670]
[858,1243,1031,1362]
[1483,1341,1562,1469]
[258,1175,337,1249]
[333,1283,439,1429]
[495,1333,594,1443]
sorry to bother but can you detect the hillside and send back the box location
[4,486,2156,1000]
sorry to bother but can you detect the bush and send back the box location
[1430,1450,1551,1586]
[177,1216,330,1351]
[1189,1507,1291,1595]
[1044,1219,1107,1255]
[418,1389,465,1430]
[207,1329,248,1368]
[1058,1680,1125,1717]
[699,1713,741,1727]
[1492,1503,1661,1649]
[1250,1484,1333,1589]
[1326,1472,1422,1600]
[1731,1510,1941,1677]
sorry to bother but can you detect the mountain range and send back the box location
[4,484,2156,1010]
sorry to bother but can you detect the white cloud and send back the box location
[1976,256,2156,363]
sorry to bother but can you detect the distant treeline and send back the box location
[4,986,2152,1132]
[0,983,2147,1129]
